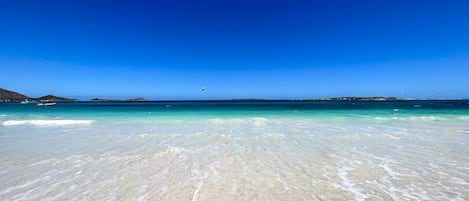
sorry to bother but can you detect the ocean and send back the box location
[1,100,468,200]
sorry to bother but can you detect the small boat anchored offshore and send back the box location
[20,99,30,104]
[37,102,56,107]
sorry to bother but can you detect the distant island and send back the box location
[0,88,77,102]
[91,97,146,102]
[37,95,76,102]
[0,88,150,102]
[0,87,422,103]
[0,88,30,102]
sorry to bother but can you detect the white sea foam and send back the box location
[336,164,369,201]
[208,117,268,126]
[384,134,401,140]
[190,160,206,201]
[373,115,469,122]
[252,117,268,126]
[209,118,244,125]
[2,120,94,126]
[374,116,450,121]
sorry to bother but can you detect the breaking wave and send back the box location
[2,120,94,126]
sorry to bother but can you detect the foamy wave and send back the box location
[208,117,268,126]
[2,120,94,126]
[373,116,469,121]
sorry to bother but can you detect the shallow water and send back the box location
[1,101,468,200]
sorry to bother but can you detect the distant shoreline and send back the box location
[1,87,468,102]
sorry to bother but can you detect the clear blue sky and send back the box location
[0,0,468,100]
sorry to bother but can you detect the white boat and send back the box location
[20,99,30,104]
[37,102,56,106]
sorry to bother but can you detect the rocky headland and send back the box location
[0,88,76,102]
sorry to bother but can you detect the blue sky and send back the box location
[0,0,468,100]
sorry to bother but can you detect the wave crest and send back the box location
[2,120,94,126]
[208,117,268,126]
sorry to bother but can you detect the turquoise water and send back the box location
[1,100,468,200]
[1,100,469,119]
